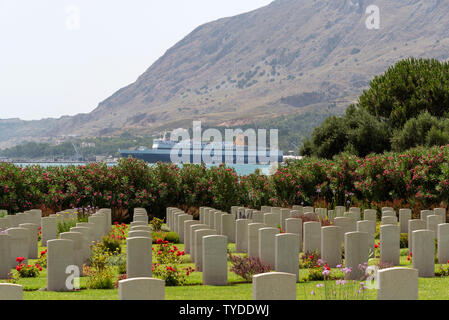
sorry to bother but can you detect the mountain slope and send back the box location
[2,0,449,147]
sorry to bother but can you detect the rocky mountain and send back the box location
[1,0,449,148]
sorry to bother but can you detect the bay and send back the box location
[12,162,273,176]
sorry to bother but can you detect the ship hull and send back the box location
[120,150,283,164]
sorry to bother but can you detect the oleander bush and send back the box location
[2,145,449,220]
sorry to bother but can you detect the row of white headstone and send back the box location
[0,208,114,296]
[167,205,449,300]
[2,207,164,300]
[0,265,419,300]
[1,205,442,300]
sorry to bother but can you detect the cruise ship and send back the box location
[120,138,283,164]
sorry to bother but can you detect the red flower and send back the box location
[16,257,25,263]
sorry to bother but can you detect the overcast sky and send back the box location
[0,0,273,120]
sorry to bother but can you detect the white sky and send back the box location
[0,0,273,120]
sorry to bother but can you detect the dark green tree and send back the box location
[358,58,449,128]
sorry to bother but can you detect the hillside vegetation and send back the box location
[1,0,449,147]
[301,58,449,158]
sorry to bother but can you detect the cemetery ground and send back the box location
[2,223,449,300]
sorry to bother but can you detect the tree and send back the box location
[300,58,449,159]
[391,113,449,151]
[345,107,392,156]
[358,58,449,128]
[308,116,348,159]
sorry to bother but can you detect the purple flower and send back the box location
[311,290,315,296]
[358,263,368,271]
[316,284,323,288]
[322,269,330,276]
[342,267,352,274]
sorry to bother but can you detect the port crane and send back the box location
[71,141,82,161]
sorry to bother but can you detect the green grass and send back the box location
[2,223,449,300]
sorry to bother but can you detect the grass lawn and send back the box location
[2,223,449,300]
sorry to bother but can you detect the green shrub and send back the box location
[37,249,47,268]
[153,265,194,287]
[165,232,180,244]
[14,258,42,278]
[152,231,180,244]
[400,233,408,249]
[57,220,77,235]
[106,253,126,275]
[84,266,115,289]
[228,252,271,281]
[86,242,116,289]
[303,267,326,282]
[77,214,89,223]
[436,263,449,277]
[89,243,110,271]
[299,251,321,269]
[101,235,122,255]
[150,217,164,232]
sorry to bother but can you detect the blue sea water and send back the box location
[12,162,273,176]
